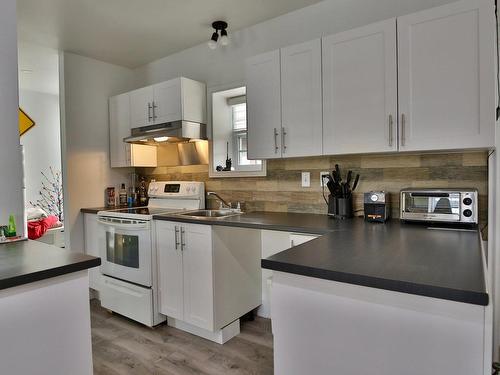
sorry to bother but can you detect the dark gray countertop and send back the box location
[153,211,488,306]
[0,240,101,290]
[154,211,347,234]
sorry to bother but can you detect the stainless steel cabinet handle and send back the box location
[180,227,186,251]
[401,114,406,146]
[274,128,279,153]
[148,103,153,122]
[388,114,393,147]
[152,101,157,121]
[282,127,287,153]
[174,226,180,250]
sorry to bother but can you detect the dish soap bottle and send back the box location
[119,183,127,206]
[6,214,16,237]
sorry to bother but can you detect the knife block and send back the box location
[328,195,353,219]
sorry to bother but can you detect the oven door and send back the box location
[97,216,152,287]
[401,191,461,222]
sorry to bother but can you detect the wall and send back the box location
[0,0,24,234]
[134,0,454,88]
[138,150,488,223]
[61,52,135,252]
[19,90,62,206]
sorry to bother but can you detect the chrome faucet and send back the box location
[207,192,231,209]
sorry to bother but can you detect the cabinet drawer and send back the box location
[100,276,153,326]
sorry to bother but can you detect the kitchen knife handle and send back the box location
[388,114,393,147]
[148,103,153,122]
[174,226,180,250]
[274,128,279,153]
[401,113,406,146]
[282,127,287,153]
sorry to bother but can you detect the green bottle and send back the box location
[6,214,16,237]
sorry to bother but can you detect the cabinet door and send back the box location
[156,221,184,320]
[281,39,323,158]
[398,0,495,151]
[109,94,131,168]
[130,144,157,167]
[84,214,102,291]
[323,19,398,155]
[153,79,182,124]
[245,50,282,159]
[130,86,154,128]
[182,223,214,330]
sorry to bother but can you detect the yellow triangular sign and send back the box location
[19,108,35,136]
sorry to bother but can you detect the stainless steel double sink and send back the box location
[177,209,243,219]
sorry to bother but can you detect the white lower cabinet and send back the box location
[84,213,102,291]
[156,221,214,330]
[155,221,261,342]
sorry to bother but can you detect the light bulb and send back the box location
[208,31,219,50]
[220,29,229,46]
[207,39,217,50]
[220,35,229,46]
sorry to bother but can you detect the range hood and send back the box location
[123,121,207,145]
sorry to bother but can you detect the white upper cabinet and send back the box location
[130,86,154,129]
[397,0,495,151]
[179,78,207,124]
[129,77,206,128]
[281,39,323,157]
[246,50,282,159]
[152,79,182,125]
[109,93,157,168]
[322,19,398,155]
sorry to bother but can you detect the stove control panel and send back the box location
[148,181,205,199]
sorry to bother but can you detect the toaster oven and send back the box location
[400,189,478,224]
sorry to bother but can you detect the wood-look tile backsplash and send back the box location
[138,151,488,224]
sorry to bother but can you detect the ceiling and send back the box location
[17,0,323,68]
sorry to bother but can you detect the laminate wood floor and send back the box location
[90,300,274,375]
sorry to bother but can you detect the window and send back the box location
[232,103,261,167]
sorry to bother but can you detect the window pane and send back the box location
[232,103,247,131]
[238,135,247,152]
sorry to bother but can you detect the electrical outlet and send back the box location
[320,171,330,187]
[301,172,311,188]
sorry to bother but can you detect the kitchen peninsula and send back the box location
[153,212,490,375]
[0,240,100,375]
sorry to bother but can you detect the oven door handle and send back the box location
[97,218,149,230]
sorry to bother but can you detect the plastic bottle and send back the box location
[119,183,127,206]
[139,178,148,206]
[6,214,16,237]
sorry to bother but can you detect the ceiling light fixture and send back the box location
[208,21,229,50]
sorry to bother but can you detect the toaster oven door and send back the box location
[401,192,461,222]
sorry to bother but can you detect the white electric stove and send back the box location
[96,181,205,326]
